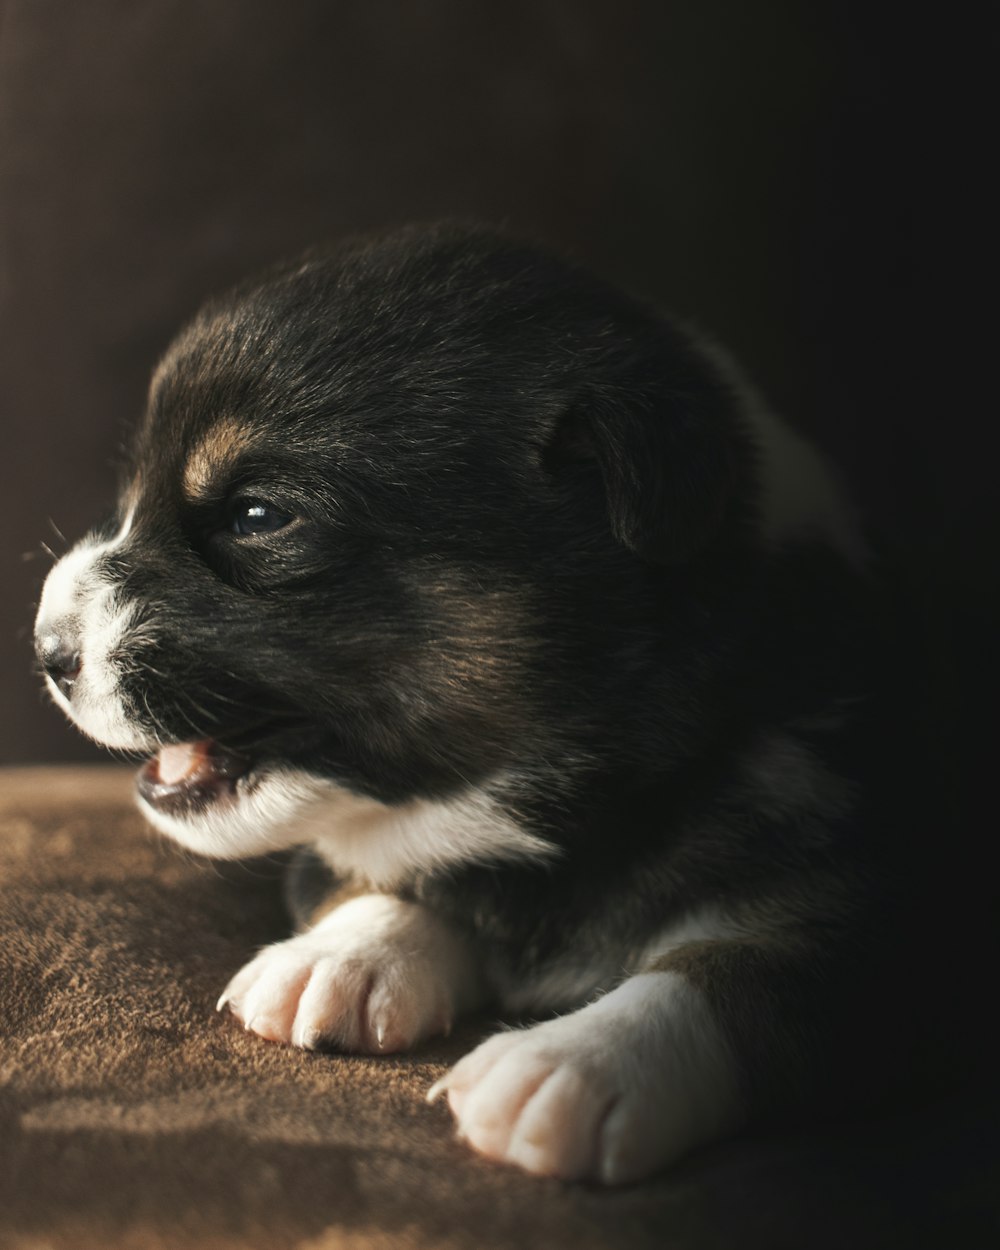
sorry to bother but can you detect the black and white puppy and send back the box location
[34,224,877,1184]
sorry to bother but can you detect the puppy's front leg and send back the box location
[429,964,742,1184]
[219,890,482,1053]
[431,933,827,1184]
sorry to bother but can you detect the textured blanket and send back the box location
[1,767,996,1250]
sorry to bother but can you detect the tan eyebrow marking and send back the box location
[183,417,255,499]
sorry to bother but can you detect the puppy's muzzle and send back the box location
[36,629,82,699]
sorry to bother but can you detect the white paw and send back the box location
[219,894,479,1054]
[428,972,742,1184]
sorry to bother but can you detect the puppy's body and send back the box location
[35,224,886,1182]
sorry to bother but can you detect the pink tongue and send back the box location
[157,742,204,786]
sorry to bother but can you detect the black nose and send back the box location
[36,633,82,698]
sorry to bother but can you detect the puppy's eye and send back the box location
[231,501,294,536]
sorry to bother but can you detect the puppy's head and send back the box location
[34,224,755,859]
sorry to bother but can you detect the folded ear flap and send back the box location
[549,344,740,566]
[585,390,736,564]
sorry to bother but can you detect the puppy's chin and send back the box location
[43,674,158,754]
[135,742,331,859]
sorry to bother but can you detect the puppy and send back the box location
[34,223,879,1184]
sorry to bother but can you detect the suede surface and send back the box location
[1,767,998,1250]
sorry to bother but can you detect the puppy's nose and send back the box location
[36,632,82,698]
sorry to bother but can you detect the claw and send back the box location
[426,1073,450,1104]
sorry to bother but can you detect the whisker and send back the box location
[47,518,68,547]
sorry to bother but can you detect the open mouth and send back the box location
[136,739,254,818]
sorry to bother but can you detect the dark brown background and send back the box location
[0,0,990,822]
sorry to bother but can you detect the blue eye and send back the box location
[231,502,293,536]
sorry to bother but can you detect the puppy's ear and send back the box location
[549,355,739,565]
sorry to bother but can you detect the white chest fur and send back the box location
[301,778,557,890]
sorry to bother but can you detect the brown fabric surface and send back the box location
[2,767,998,1250]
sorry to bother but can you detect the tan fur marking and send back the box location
[404,564,544,750]
[297,876,373,930]
[647,938,752,980]
[183,417,254,499]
